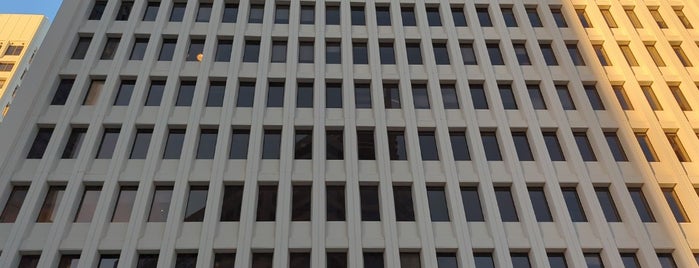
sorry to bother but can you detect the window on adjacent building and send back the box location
[115,1,133,20]
[144,80,165,106]
[461,187,484,221]
[513,43,531,65]
[477,7,493,26]
[574,131,597,161]
[670,86,692,111]
[163,129,185,159]
[248,4,265,23]
[158,38,176,61]
[427,187,450,221]
[27,128,54,159]
[111,186,137,222]
[353,42,369,64]
[0,63,14,72]
[89,1,107,20]
[450,131,471,161]
[360,185,380,221]
[327,185,346,221]
[267,82,285,108]
[237,82,255,108]
[257,185,277,221]
[567,44,586,66]
[300,4,314,24]
[37,186,66,222]
[412,84,430,109]
[501,7,518,27]
[595,187,621,222]
[662,133,687,164]
[593,45,611,66]
[562,187,587,222]
[148,186,172,222]
[220,185,244,221]
[487,43,504,65]
[527,84,547,109]
[270,41,287,63]
[394,185,415,221]
[142,2,159,21]
[222,4,238,23]
[96,128,120,159]
[62,128,88,159]
[527,7,543,27]
[401,6,417,26]
[387,131,408,160]
[130,38,148,60]
[650,9,668,28]
[0,186,29,222]
[406,43,422,64]
[274,4,289,24]
[262,129,282,159]
[604,131,628,161]
[326,130,344,160]
[326,5,340,25]
[512,131,534,161]
[556,84,576,110]
[495,187,518,221]
[294,129,312,160]
[71,37,92,59]
[357,130,375,160]
[551,8,568,27]
[169,3,186,21]
[452,7,467,27]
[298,41,314,63]
[575,9,592,27]
[229,129,250,159]
[482,131,502,161]
[461,43,478,65]
[543,131,565,161]
[376,6,391,26]
[243,40,261,62]
[499,84,518,109]
[470,83,489,109]
[291,185,311,221]
[383,83,401,108]
[629,187,655,222]
[613,85,633,110]
[419,131,439,160]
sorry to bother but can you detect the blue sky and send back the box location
[0,0,63,20]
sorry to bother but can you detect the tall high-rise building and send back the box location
[0,0,698,267]
[0,14,49,122]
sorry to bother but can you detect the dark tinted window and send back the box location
[271,41,287,63]
[89,1,107,20]
[196,3,212,22]
[196,129,217,159]
[499,84,518,109]
[299,41,314,63]
[326,5,340,25]
[449,131,471,161]
[543,131,565,161]
[27,128,54,159]
[214,254,235,268]
[635,133,658,162]
[460,43,477,65]
[176,81,196,106]
[163,129,185,159]
[487,43,504,65]
[0,186,29,222]
[666,132,691,162]
[357,130,375,160]
[267,82,285,107]
[221,185,244,221]
[142,2,159,21]
[419,131,439,160]
[481,131,502,161]
[326,130,344,160]
[37,186,65,222]
[100,37,121,60]
[657,253,678,268]
[406,43,422,64]
[502,7,517,27]
[574,131,597,161]
[326,83,342,108]
[364,252,384,268]
[394,186,415,221]
[114,80,135,105]
[595,187,621,222]
[262,130,281,159]
[376,6,391,26]
[604,132,627,161]
[400,253,421,268]
[360,185,380,221]
[243,40,261,62]
[662,188,688,222]
[111,186,137,222]
[512,131,534,161]
[427,187,450,221]
[401,7,417,26]
[477,7,493,26]
[355,84,372,108]
[387,131,407,160]
[327,253,347,268]
[237,82,255,108]
[175,254,197,268]
[51,79,75,105]
[292,185,311,221]
[59,255,81,268]
[628,187,655,222]
[551,8,568,27]
[584,253,604,268]
[222,4,238,23]
[540,43,558,65]
[130,38,148,60]
[433,43,451,65]
[62,128,87,159]
[379,42,395,64]
[528,187,553,221]
[461,187,484,221]
[290,253,310,268]
[148,186,173,222]
[327,185,345,221]
[294,129,312,160]
[452,7,467,26]
[584,85,605,110]
[495,187,518,221]
[206,81,225,107]
[98,255,119,268]
[621,253,640,268]
[437,253,458,268]
[96,128,120,159]
[257,185,277,221]
[568,44,586,66]
[297,82,313,108]
[470,83,488,109]
[300,4,314,24]
[159,38,176,61]
[169,3,186,21]
[145,80,165,106]
[353,42,369,64]
[412,84,430,109]
[527,7,543,27]
[184,186,207,221]
[252,253,273,268]
[511,253,532,268]
[562,187,587,222]
[351,6,366,25]
[514,43,531,65]
[249,4,265,23]
[527,84,547,109]
[326,42,341,64]
[115,1,133,21]
[229,129,250,159]
[426,7,442,26]
[275,5,289,24]
[474,253,495,268]
[547,253,568,268]
[215,39,233,62]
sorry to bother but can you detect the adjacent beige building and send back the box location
[0,14,49,121]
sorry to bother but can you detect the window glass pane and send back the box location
[148,186,173,222]
[650,10,667,28]
[360,186,380,221]
[357,130,375,160]
[290,253,310,268]
[441,84,459,109]
[412,84,430,109]
[101,38,120,60]
[170,3,186,21]
[406,43,422,64]
[221,185,244,221]
[83,79,105,105]
[474,253,495,268]
[452,8,467,26]
[376,6,391,26]
[59,255,81,268]
[495,187,518,221]
[477,7,493,26]
[352,42,368,64]
[394,186,415,221]
[481,131,502,161]
[662,188,688,222]
[142,2,159,21]
[499,84,518,109]
[635,133,659,162]
[267,82,285,107]
[562,187,587,222]
[461,43,477,65]
[326,42,341,64]
[196,3,212,22]
[619,45,638,66]
[527,8,543,27]
[419,131,439,160]
[115,1,133,20]
[379,42,395,64]
[89,1,107,20]
[551,8,568,27]
[176,81,196,106]
[433,43,450,65]
[37,186,66,222]
[271,41,287,63]
[0,186,29,222]
[511,253,532,268]
[461,187,484,221]
[262,130,282,159]
[574,131,597,161]
[275,5,289,24]
[222,4,238,23]
[52,79,75,105]
[300,5,314,24]
[257,185,277,221]
[512,132,534,161]
[327,185,345,221]
[540,43,558,65]
[675,9,693,29]
[326,130,344,160]
[595,187,621,222]
[292,185,311,221]
[383,83,400,108]
[243,40,261,62]
[163,129,185,159]
[548,253,568,268]
[669,86,692,111]
[556,85,576,110]
[527,84,547,109]
[252,253,273,268]
[326,83,343,108]
[175,254,197,267]
[327,253,347,268]
[582,85,605,110]
[351,6,366,25]
[600,9,617,28]
[114,80,135,106]
[294,129,313,160]
[364,252,384,268]
[629,187,655,222]
[593,45,610,66]
[145,80,165,106]
[436,253,458,268]
[620,253,640,268]
[576,9,592,28]
[230,129,250,159]
[249,4,264,23]
[196,129,217,159]
[98,255,119,268]
[666,132,691,162]
[27,128,54,159]
[299,41,314,63]
[502,8,517,27]
[514,44,531,65]
[96,128,120,159]
[426,7,442,26]
[326,5,340,25]
[401,7,417,26]
[625,9,642,28]
[130,38,148,60]
[471,84,488,109]
[400,253,421,268]
[567,44,586,66]
[449,131,471,161]
[237,82,255,108]
[613,85,633,110]
[604,132,628,161]
[111,186,137,222]
[584,253,604,268]
[206,81,225,107]
[297,82,313,108]
[355,84,371,108]
[387,131,407,160]
[62,128,87,159]
[184,186,207,221]
[487,43,504,65]
[427,187,449,221]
